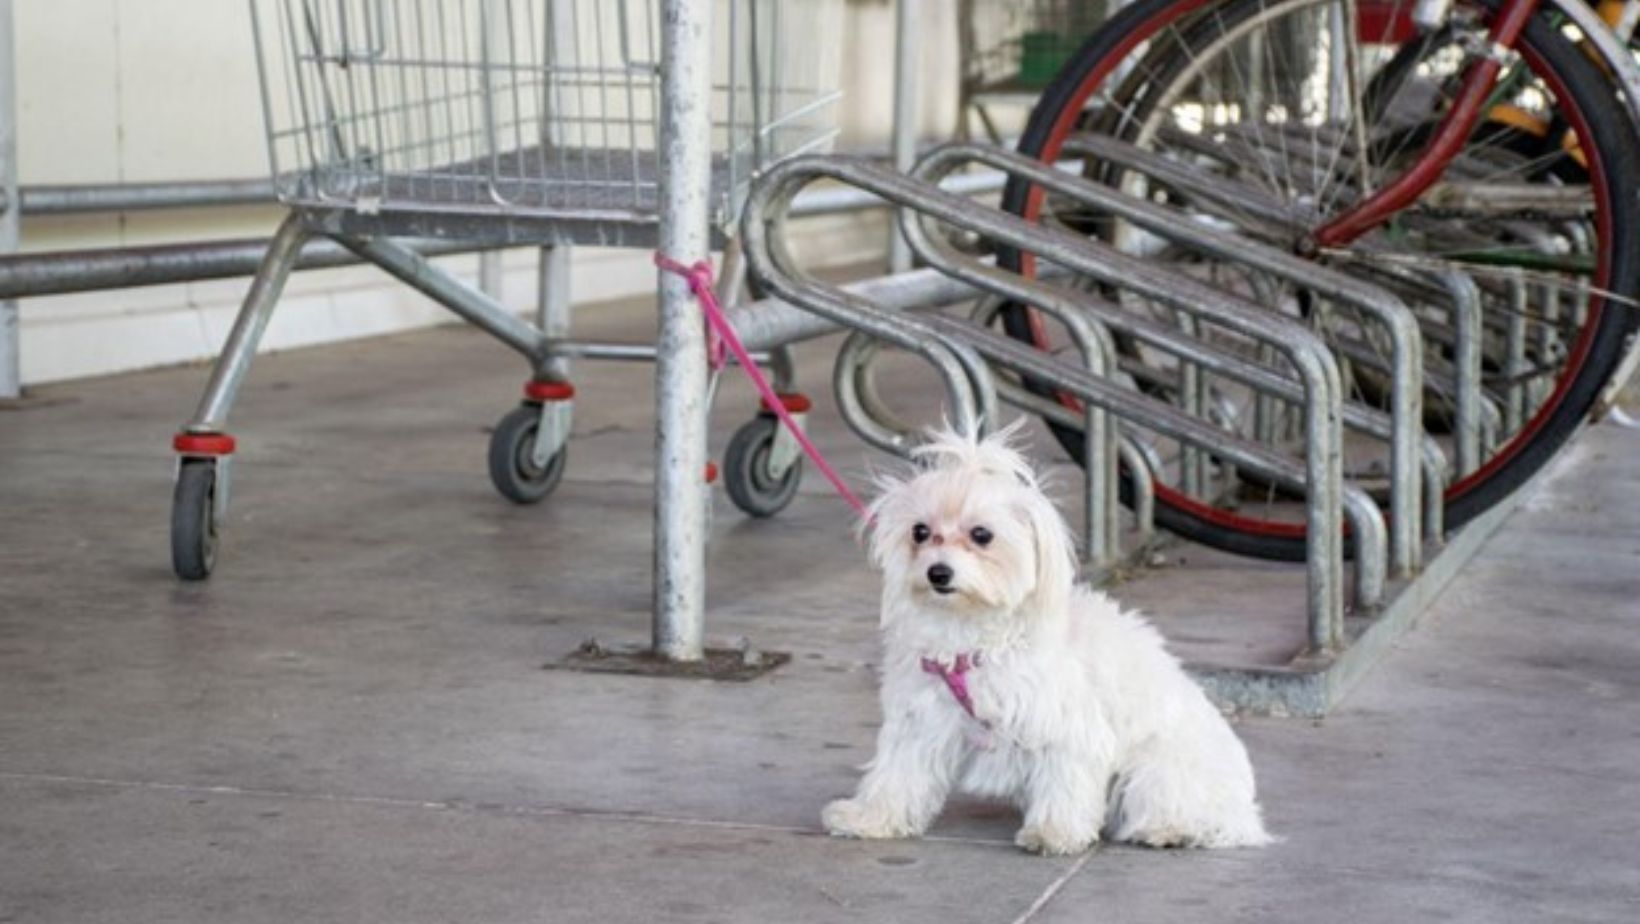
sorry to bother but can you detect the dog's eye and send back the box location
[911,523,931,544]
[970,526,993,547]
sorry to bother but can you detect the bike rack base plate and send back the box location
[1187,470,1537,717]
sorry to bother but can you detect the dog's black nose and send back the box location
[927,563,954,588]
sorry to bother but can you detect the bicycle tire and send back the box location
[999,0,1640,560]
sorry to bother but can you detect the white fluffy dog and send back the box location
[823,426,1270,855]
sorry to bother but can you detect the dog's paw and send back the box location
[822,798,916,840]
[1127,826,1196,849]
[1015,823,1097,856]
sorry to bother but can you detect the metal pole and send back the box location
[16,166,1014,220]
[1442,270,1483,477]
[653,0,713,662]
[0,236,488,300]
[1504,270,1527,433]
[20,178,275,214]
[888,0,919,273]
[0,0,18,400]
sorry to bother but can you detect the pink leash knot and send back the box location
[921,652,986,724]
[653,252,870,521]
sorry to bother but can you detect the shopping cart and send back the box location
[171,0,843,603]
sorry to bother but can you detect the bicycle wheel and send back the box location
[999,0,1640,560]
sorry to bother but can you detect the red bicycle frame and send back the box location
[1311,0,1546,248]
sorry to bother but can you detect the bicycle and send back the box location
[997,0,1640,561]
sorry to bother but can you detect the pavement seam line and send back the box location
[1008,852,1093,924]
[0,769,1018,849]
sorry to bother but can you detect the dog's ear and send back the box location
[1018,487,1076,617]
[864,472,913,629]
[863,473,905,571]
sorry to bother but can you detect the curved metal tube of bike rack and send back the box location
[835,302,1122,568]
[932,310,1120,566]
[1063,134,1466,533]
[743,154,1378,651]
[742,165,995,446]
[992,373,1160,550]
[914,169,1426,596]
[958,310,1384,655]
[915,164,1447,556]
[883,278,1383,651]
[1430,270,1487,478]
[830,153,1374,621]
[832,331,926,457]
[1310,260,1497,485]
[963,296,1121,566]
[897,171,1362,614]
[1037,138,1427,572]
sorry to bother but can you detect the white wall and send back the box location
[10,0,965,387]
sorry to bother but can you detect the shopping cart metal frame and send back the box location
[171,0,841,666]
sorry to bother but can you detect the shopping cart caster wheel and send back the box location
[724,417,802,518]
[171,458,219,581]
[489,405,567,505]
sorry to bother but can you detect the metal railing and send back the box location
[741,145,1430,656]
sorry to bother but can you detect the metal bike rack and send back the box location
[1066,134,1481,518]
[919,141,1435,576]
[733,126,1604,713]
[742,152,1394,656]
[1119,126,1512,486]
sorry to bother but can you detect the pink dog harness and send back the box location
[921,652,986,724]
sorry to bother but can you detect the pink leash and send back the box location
[654,253,871,521]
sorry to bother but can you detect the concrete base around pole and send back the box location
[544,641,790,682]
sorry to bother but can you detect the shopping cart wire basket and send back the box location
[251,0,843,244]
[169,0,844,585]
